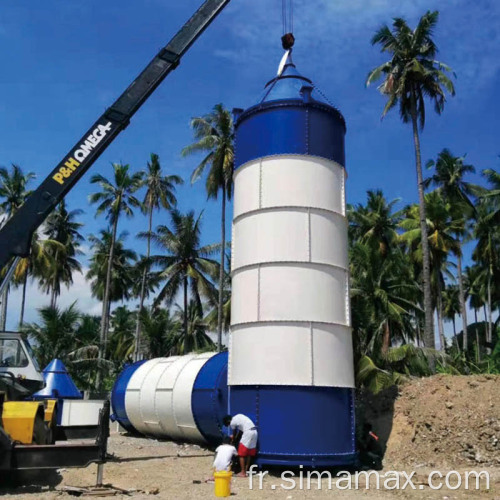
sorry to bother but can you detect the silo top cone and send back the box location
[33,358,82,399]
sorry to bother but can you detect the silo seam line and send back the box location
[230,320,352,329]
[310,322,314,386]
[307,208,312,262]
[231,260,349,274]
[232,205,347,224]
[233,154,346,175]
[170,355,195,440]
[235,101,345,128]
[258,158,263,210]
[257,265,261,321]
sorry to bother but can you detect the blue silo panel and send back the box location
[235,102,346,168]
[192,351,228,444]
[111,360,146,433]
[230,386,356,467]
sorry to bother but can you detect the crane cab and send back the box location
[0,332,54,444]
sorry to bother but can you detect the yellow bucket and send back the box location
[214,470,232,497]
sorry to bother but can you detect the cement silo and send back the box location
[229,53,356,467]
[111,352,228,444]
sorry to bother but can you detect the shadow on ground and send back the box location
[0,469,62,493]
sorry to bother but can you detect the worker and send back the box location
[223,414,258,477]
[213,435,238,473]
[357,423,384,470]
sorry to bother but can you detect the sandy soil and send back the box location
[0,374,499,499]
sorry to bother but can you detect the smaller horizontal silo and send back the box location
[111,352,228,444]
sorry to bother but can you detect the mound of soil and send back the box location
[359,374,500,469]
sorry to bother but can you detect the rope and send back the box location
[281,0,295,50]
[282,0,293,35]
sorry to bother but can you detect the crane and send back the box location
[0,0,231,474]
[0,0,230,272]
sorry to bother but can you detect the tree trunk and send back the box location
[0,286,9,331]
[456,251,468,353]
[96,213,119,390]
[435,269,446,351]
[486,273,493,355]
[452,317,460,351]
[19,268,28,327]
[382,320,390,354]
[50,288,57,308]
[134,206,153,361]
[183,274,188,354]
[410,93,434,351]
[474,308,480,362]
[217,189,226,352]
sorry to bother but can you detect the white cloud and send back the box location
[5,267,101,330]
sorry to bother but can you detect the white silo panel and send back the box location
[154,355,195,439]
[261,156,344,215]
[140,359,177,435]
[232,210,309,269]
[125,358,167,434]
[233,160,260,218]
[312,324,355,388]
[230,268,259,325]
[229,323,311,385]
[258,264,348,325]
[172,353,213,442]
[310,211,348,269]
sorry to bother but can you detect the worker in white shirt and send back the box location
[223,414,258,477]
[213,436,238,473]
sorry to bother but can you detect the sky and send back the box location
[1,0,499,337]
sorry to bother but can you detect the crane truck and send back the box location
[0,0,231,473]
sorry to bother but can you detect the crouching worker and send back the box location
[223,414,258,477]
[213,436,238,473]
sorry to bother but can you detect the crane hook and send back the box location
[281,33,295,50]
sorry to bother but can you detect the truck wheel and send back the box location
[32,413,47,444]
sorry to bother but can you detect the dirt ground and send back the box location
[0,374,499,499]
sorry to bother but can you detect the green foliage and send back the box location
[87,230,137,302]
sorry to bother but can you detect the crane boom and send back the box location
[0,0,231,270]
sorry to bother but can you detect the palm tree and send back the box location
[25,305,104,390]
[87,230,137,303]
[173,300,215,354]
[0,165,35,329]
[139,307,179,358]
[442,284,460,350]
[481,168,500,219]
[367,11,455,349]
[41,201,84,307]
[399,193,460,350]
[350,241,420,356]
[348,189,401,256]
[425,149,478,352]
[473,199,500,352]
[182,104,234,352]
[149,210,219,342]
[108,306,135,367]
[89,163,142,388]
[134,153,182,361]
[25,303,81,368]
[465,265,486,358]
[205,252,231,336]
[14,234,64,326]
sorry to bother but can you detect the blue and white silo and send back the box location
[111,352,228,444]
[229,53,356,467]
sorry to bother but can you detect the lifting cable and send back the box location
[281,0,295,50]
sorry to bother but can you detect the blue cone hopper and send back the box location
[33,359,82,399]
